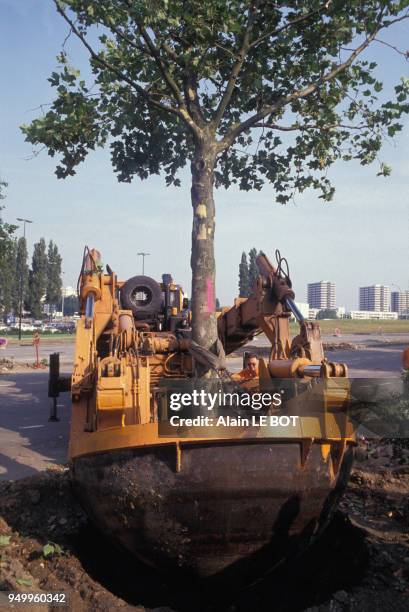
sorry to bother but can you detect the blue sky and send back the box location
[1,0,408,309]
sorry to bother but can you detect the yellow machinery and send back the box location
[51,247,355,580]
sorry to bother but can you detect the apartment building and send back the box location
[359,285,390,312]
[307,281,336,309]
[391,290,409,316]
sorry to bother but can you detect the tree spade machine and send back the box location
[50,247,354,580]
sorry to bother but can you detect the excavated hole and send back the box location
[68,511,369,612]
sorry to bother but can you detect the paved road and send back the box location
[0,371,71,480]
[230,333,407,378]
[1,340,74,366]
[0,334,407,481]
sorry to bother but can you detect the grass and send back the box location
[290,319,409,335]
[5,334,75,345]
[2,320,408,346]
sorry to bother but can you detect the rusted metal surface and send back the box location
[72,441,354,579]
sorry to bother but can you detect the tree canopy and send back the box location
[29,239,48,319]
[21,0,409,348]
[239,251,250,297]
[316,308,338,319]
[0,181,65,320]
[248,248,260,290]
[46,240,63,309]
[15,237,29,315]
[0,181,18,318]
[23,1,409,200]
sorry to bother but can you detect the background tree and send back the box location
[46,240,63,313]
[248,248,260,292]
[239,252,250,297]
[316,308,338,319]
[0,180,18,320]
[22,1,409,350]
[29,238,48,319]
[0,242,17,320]
[58,294,78,317]
[14,238,29,316]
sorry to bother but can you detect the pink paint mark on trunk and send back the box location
[205,278,214,313]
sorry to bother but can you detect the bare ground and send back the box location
[0,443,408,612]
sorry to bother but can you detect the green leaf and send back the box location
[377,162,392,177]
[16,578,32,586]
[42,543,55,557]
[48,72,60,86]
[0,535,11,547]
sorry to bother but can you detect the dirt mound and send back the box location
[323,342,359,351]
[0,470,146,611]
[0,359,18,373]
[0,358,47,373]
[0,448,408,611]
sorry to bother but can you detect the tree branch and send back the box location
[160,41,181,64]
[248,1,332,50]
[211,0,260,129]
[101,21,150,57]
[182,75,207,127]
[252,122,368,131]
[136,23,187,110]
[218,17,390,151]
[214,42,237,58]
[121,0,204,128]
[138,27,206,127]
[53,0,199,135]
[374,38,409,60]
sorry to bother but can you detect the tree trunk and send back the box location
[190,141,218,350]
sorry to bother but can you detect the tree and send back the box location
[22,1,409,350]
[46,240,63,312]
[238,252,250,297]
[14,237,29,317]
[0,241,17,319]
[317,308,338,319]
[29,238,48,319]
[58,294,78,317]
[0,181,18,319]
[248,248,260,291]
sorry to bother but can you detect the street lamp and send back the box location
[16,217,33,340]
[137,252,150,275]
[61,272,65,317]
[16,218,33,240]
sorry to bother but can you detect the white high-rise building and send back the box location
[359,285,390,312]
[391,291,409,316]
[307,281,336,309]
[63,286,77,297]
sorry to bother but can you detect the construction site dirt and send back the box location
[1,336,408,611]
[0,444,408,611]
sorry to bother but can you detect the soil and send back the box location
[323,342,359,351]
[0,358,47,373]
[0,443,408,612]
